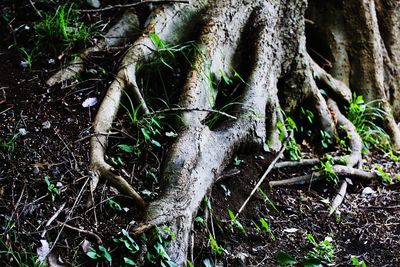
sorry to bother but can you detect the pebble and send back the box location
[32,167,40,175]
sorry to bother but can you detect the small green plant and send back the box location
[44,176,59,201]
[286,136,302,160]
[258,217,275,240]
[305,234,335,264]
[299,107,314,137]
[258,188,278,212]
[374,165,392,184]
[320,130,332,149]
[107,198,122,211]
[351,256,367,267]
[233,156,243,166]
[110,156,124,166]
[87,245,112,264]
[19,47,34,70]
[227,209,246,234]
[209,234,224,255]
[120,92,165,157]
[315,155,339,184]
[347,93,390,152]
[274,234,335,266]
[34,3,96,53]
[146,167,159,182]
[278,113,302,161]
[113,229,140,265]
[0,218,45,267]
[146,226,177,267]
[0,135,17,153]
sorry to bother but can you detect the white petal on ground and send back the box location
[82,97,98,108]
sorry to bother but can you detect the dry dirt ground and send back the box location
[1,1,400,266]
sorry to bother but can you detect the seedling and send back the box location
[351,256,367,267]
[258,217,275,240]
[274,234,335,266]
[110,156,124,166]
[320,130,332,149]
[209,234,224,255]
[305,234,335,264]
[19,47,34,70]
[227,209,246,234]
[87,245,112,264]
[315,155,339,184]
[374,165,392,184]
[258,188,278,212]
[107,198,122,211]
[233,156,243,166]
[145,226,177,267]
[44,176,59,201]
[113,229,139,265]
[278,112,302,160]
[220,184,231,198]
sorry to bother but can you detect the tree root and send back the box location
[329,179,348,215]
[47,10,140,86]
[270,165,377,187]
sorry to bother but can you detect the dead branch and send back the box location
[270,165,377,187]
[236,136,288,218]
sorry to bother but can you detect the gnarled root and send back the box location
[47,10,140,86]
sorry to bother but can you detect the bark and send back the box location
[46,0,400,265]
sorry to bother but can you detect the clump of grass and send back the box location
[346,93,390,152]
[34,3,97,53]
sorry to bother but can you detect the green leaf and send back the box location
[98,246,112,263]
[194,216,204,225]
[124,257,136,265]
[151,139,162,147]
[141,128,151,141]
[274,251,297,265]
[86,250,98,259]
[228,209,236,221]
[301,258,323,267]
[118,144,135,153]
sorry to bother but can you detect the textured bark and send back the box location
[46,0,400,265]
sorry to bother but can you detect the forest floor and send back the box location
[1,1,400,267]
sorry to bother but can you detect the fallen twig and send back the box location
[235,136,289,218]
[270,165,377,187]
[59,221,103,244]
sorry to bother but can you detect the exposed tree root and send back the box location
[330,179,348,215]
[47,10,140,86]
[270,165,377,187]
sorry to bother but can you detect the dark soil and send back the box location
[1,1,400,267]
